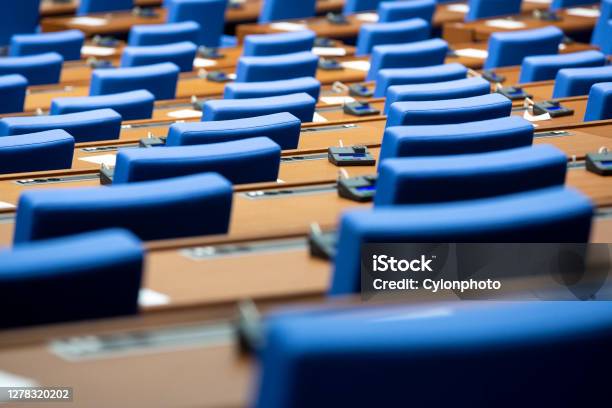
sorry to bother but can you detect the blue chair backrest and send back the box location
[50,90,155,121]
[202,92,316,122]
[375,145,567,206]
[0,74,28,114]
[0,108,122,143]
[343,0,382,14]
[519,50,606,83]
[128,21,201,46]
[386,93,512,127]
[0,52,63,86]
[259,0,316,23]
[592,0,612,49]
[466,0,522,21]
[89,62,180,100]
[235,51,319,82]
[166,0,228,48]
[0,229,143,328]
[243,30,316,56]
[10,30,85,61]
[551,0,600,10]
[374,63,468,97]
[120,41,197,72]
[14,172,233,243]
[166,112,301,149]
[356,18,430,56]
[379,116,534,160]
[113,137,281,184]
[378,0,437,23]
[0,0,40,46]
[224,77,321,100]
[254,302,612,407]
[78,0,133,15]
[331,187,593,295]
[584,82,612,121]
[0,130,74,175]
[484,26,564,69]
[552,65,612,98]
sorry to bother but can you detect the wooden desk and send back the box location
[40,0,346,35]
[443,6,601,44]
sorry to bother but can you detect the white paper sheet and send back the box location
[566,8,600,18]
[167,109,203,119]
[320,96,356,105]
[81,45,116,56]
[312,47,347,57]
[0,371,38,388]
[269,22,308,31]
[79,154,117,166]
[193,58,218,68]
[138,289,171,307]
[485,19,527,29]
[454,48,489,59]
[355,13,379,22]
[447,4,469,13]
[0,202,15,210]
[341,60,371,72]
[312,112,328,122]
[70,17,108,26]
[523,110,552,122]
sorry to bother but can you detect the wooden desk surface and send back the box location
[443,6,601,44]
[40,0,346,34]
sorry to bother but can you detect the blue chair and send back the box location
[10,30,85,61]
[379,116,534,160]
[0,229,143,328]
[203,93,316,122]
[0,130,74,175]
[0,74,27,114]
[384,77,491,113]
[584,82,612,121]
[166,112,301,149]
[0,52,63,86]
[0,109,122,143]
[78,0,133,15]
[386,93,512,127]
[254,302,612,407]
[120,41,197,72]
[14,172,233,243]
[128,21,200,46]
[259,0,316,23]
[375,145,567,206]
[374,63,468,97]
[331,187,593,295]
[551,0,600,10]
[552,66,612,98]
[591,0,612,51]
[343,0,382,14]
[356,18,430,56]
[519,50,606,83]
[224,77,321,100]
[243,30,316,57]
[484,26,564,69]
[89,62,180,100]
[367,38,448,81]
[0,0,40,46]
[50,90,155,121]
[378,0,437,23]
[466,0,522,21]
[113,137,281,184]
[235,51,318,82]
[166,0,228,48]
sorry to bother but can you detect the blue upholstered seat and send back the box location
[584,82,612,121]
[466,0,522,21]
[0,74,28,114]
[0,130,74,175]
[120,41,197,72]
[202,92,316,122]
[166,0,228,47]
[0,52,63,86]
[386,93,512,127]
[78,0,133,15]
[384,77,491,113]
[243,30,316,57]
[235,51,319,82]
[0,0,40,46]
[14,172,233,243]
[484,26,564,69]
[224,77,321,100]
[552,65,612,98]
[374,63,468,97]
[356,18,430,56]
[10,30,85,61]
[89,62,180,100]
[113,137,281,184]
[128,21,200,46]
[519,50,606,83]
[254,302,612,407]
[50,90,155,120]
[375,145,567,206]
[331,187,593,294]
[379,116,534,160]
[343,0,382,14]
[551,0,600,10]
[166,112,301,149]
[591,0,612,51]
[367,38,448,81]
[378,0,436,23]
[259,0,316,23]
[0,109,122,143]
[0,229,143,328]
